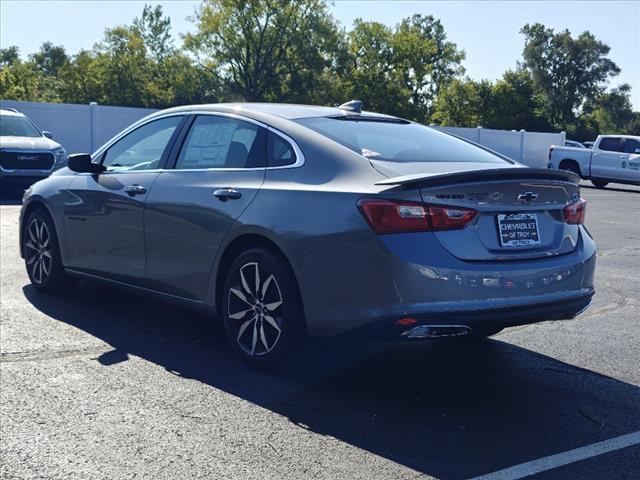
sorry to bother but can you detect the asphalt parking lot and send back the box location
[1,182,639,480]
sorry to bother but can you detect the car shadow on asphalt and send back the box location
[22,282,640,480]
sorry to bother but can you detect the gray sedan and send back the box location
[19,102,596,367]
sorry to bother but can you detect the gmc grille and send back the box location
[0,151,54,171]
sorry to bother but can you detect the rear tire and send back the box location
[23,209,78,293]
[222,247,305,369]
[559,161,581,177]
[591,179,608,189]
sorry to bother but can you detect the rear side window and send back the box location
[598,137,622,152]
[176,115,266,169]
[268,131,297,167]
[622,139,640,154]
[295,117,507,164]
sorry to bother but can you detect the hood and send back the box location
[370,160,523,179]
[0,135,61,151]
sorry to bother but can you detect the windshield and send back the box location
[0,115,42,138]
[295,117,508,164]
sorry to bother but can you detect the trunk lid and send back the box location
[377,167,581,261]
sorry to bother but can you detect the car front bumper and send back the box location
[0,170,51,190]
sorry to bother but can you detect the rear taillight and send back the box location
[358,199,477,234]
[358,200,427,233]
[427,205,478,230]
[563,198,586,224]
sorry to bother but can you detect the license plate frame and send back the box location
[497,213,541,247]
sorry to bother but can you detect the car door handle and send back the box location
[213,188,242,201]
[124,184,147,196]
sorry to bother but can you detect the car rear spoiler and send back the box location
[375,167,580,188]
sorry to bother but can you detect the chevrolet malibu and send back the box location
[20,102,596,367]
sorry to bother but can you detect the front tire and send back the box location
[23,209,77,293]
[591,179,608,189]
[222,247,305,368]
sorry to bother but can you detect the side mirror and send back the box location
[42,131,53,139]
[67,153,106,174]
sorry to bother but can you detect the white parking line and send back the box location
[468,431,640,480]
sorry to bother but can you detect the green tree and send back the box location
[520,23,620,130]
[342,20,410,117]
[132,4,220,106]
[392,14,464,121]
[578,84,639,139]
[0,46,20,67]
[56,50,104,104]
[30,42,69,76]
[185,0,344,103]
[93,25,152,106]
[343,15,464,122]
[431,78,487,127]
[0,45,59,102]
[71,4,219,108]
[0,59,47,101]
[133,4,174,61]
[484,69,549,131]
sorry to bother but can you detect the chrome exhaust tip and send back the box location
[401,324,472,339]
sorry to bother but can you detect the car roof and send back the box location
[153,102,400,121]
[598,134,640,140]
[0,108,25,117]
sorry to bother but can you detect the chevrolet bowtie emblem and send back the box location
[517,192,538,202]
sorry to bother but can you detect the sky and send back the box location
[1,0,639,109]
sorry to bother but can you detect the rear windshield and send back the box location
[295,117,507,164]
[0,115,42,138]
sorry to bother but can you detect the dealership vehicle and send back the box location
[1,108,67,190]
[20,102,596,367]
[549,134,640,188]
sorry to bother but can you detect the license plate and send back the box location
[497,213,540,247]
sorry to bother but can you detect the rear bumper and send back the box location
[299,225,596,337]
[353,289,593,340]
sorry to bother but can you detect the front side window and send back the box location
[175,115,266,169]
[102,116,182,172]
[598,137,622,152]
[622,139,640,154]
[0,115,41,138]
[295,117,507,164]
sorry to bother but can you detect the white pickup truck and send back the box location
[548,135,640,188]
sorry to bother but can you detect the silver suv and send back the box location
[0,108,67,190]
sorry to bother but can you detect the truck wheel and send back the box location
[591,180,608,189]
[559,161,580,177]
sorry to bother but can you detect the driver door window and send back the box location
[102,116,183,172]
[597,137,622,153]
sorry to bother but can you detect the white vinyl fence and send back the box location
[433,126,566,168]
[0,100,157,155]
[1,100,565,167]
